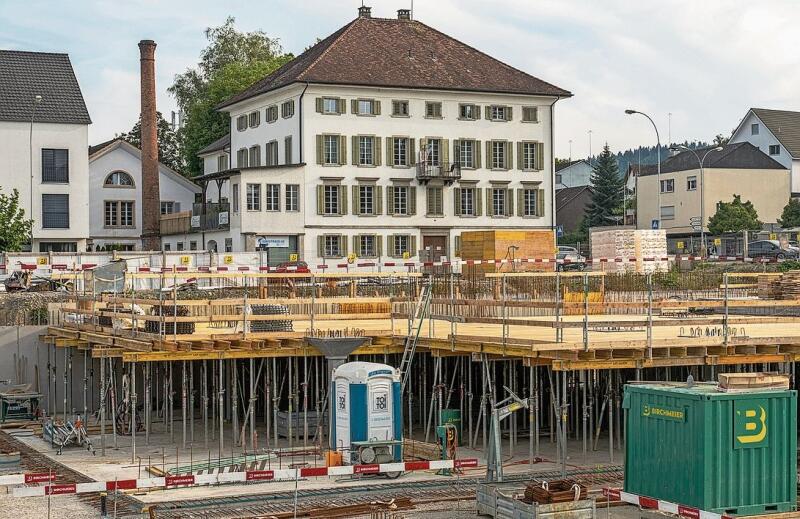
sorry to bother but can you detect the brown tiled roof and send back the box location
[751,108,800,158]
[219,16,571,109]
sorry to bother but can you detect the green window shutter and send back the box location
[316,185,324,215]
[387,186,395,214]
[536,142,545,170]
[339,185,348,215]
[442,139,449,165]
[532,107,539,122]
[475,140,482,169]
[377,235,383,257]
[375,186,383,214]
[485,105,491,119]
[507,106,513,121]
[340,235,348,257]
[506,189,514,216]
[352,185,360,215]
[453,140,460,165]
[537,188,546,216]
[339,135,347,165]
[318,235,325,257]
[337,99,346,114]
[352,136,358,165]
[409,186,417,215]
[388,235,396,257]
[475,105,481,120]
[351,99,358,114]
[517,189,524,217]
[485,141,491,168]
[386,137,393,166]
[317,98,325,113]
[486,188,494,216]
[506,142,513,170]
[316,135,323,165]
[517,142,524,170]
[408,138,416,165]
[353,235,361,256]
[475,188,483,216]
[374,137,381,166]
[374,100,381,115]
[410,235,417,257]
[454,187,462,216]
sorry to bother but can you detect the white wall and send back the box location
[0,121,89,250]
[88,144,200,249]
[730,111,798,191]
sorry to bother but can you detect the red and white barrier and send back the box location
[603,488,734,519]
[11,459,479,498]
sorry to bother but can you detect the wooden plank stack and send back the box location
[773,271,800,299]
[460,230,555,276]
[524,480,588,504]
[719,372,790,391]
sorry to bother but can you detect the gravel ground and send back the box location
[0,489,97,519]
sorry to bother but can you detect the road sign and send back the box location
[347,253,357,264]
[689,216,701,225]
[556,225,564,238]
[676,241,685,250]
[770,232,777,240]
[714,238,721,246]
[289,253,298,262]
[691,225,702,232]
[651,219,659,230]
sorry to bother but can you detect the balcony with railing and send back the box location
[190,202,230,232]
[415,161,461,185]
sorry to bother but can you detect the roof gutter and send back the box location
[549,95,563,248]
[298,82,309,163]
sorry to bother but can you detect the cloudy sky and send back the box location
[2,0,797,158]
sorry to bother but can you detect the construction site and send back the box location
[0,250,798,518]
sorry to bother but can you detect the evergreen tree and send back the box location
[707,195,761,234]
[587,145,623,227]
[778,199,800,228]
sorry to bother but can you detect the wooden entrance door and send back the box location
[422,235,447,262]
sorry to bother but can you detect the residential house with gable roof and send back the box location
[169,6,571,265]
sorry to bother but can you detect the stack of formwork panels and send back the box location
[590,227,668,273]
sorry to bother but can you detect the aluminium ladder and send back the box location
[399,280,433,392]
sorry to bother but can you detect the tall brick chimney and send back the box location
[138,39,161,251]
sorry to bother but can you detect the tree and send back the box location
[707,194,761,235]
[555,157,571,171]
[0,188,33,252]
[713,134,730,147]
[118,111,183,173]
[779,199,800,228]
[586,144,623,227]
[169,17,294,176]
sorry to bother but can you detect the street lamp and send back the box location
[625,109,661,229]
[669,144,723,256]
[30,94,42,252]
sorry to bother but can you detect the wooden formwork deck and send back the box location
[45,273,800,370]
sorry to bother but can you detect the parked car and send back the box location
[556,246,587,271]
[747,240,798,260]
[274,260,310,273]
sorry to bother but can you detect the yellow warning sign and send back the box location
[224,255,234,264]
[347,253,357,264]
[289,253,298,262]
[676,241,684,250]
[714,238,722,246]
[37,257,48,265]
[402,251,410,260]
[180,256,191,266]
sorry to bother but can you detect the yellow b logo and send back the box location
[736,405,767,447]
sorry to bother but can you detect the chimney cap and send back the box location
[358,5,372,18]
[138,39,157,47]
[397,9,411,20]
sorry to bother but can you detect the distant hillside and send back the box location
[561,141,711,177]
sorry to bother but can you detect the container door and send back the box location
[334,380,350,450]
[368,380,393,441]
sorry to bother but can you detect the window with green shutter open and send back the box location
[392,100,409,117]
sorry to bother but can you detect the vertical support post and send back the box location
[272,358,278,447]
[528,364,534,472]
[501,275,508,355]
[218,358,224,459]
[232,360,239,447]
[581,370,587,464]
[608,371,614,463]
[131,363,137,464]
[169,362,174,442]
[647,273,653,358]
[250,357,256,450]
[583,272,589,351]
[100,349,106,456]
[561,368,567,477]
[145,363,151,445]
[182,361,187,449]
[83,350,88,424]
[203,360,208,449]
[723,273,729,346]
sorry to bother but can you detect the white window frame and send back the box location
[359,136,374,166]
[460,140,474,168]
[248,111,260,128]
[246,183,261,211]
[393,137,408,166]
[425,101,442,119]
[660,178,674,193]
[324,235,342,257]
[490,105,507,121]
[392,100,409,117]
[359,185,374,215]
[461,187,475,216]
[281,100,295,118]
[323,97,338,114]
[360,235,377,258]
[265,184,280,211]
[285,184,299,212]
[769,144,780,156]
[459,103,477,120]
[686,176,697,191]
[323,185,339,215]
[104,200,134,228]
[324,135,339,165]
[492,188,506,216]
[357,99,375,116]
[426,139,441,166]
[524,189,537,216]
[522,142,536,170]
[394,186,408,215]
[393,235,410,257]
[492,141,506,169]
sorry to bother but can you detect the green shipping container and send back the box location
[623,383,797,515]
[440,409,463,446]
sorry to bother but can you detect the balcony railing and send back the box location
[190,202,230,232]
[415,161,461,184]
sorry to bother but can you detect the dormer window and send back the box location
[104,170,134,187]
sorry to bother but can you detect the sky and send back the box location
[2,0,799,159]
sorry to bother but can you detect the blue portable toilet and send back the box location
[331,362,402,464]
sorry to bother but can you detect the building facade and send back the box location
[636,143,789,242]
[555,159,592,189]
[0,50,91,252]
[729,108,800,196]
[165,7,571,264]
[88,139,200,251]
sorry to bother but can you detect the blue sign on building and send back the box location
[651,219,659,230]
